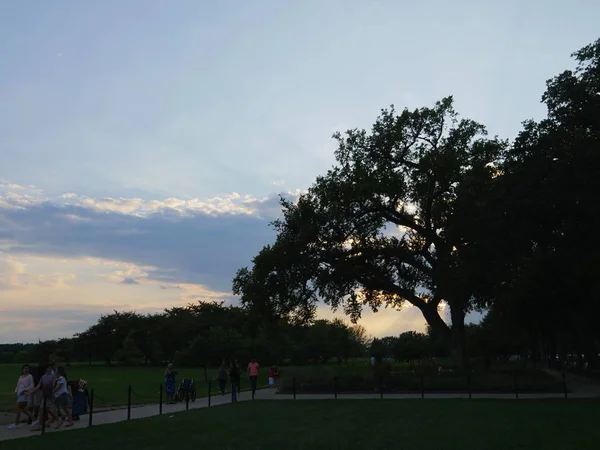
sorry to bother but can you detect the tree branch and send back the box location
[429,291,443,308]
[334,243,433,278]
[356,272,428,310]
[378,206,442,247]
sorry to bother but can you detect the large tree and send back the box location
[234,97,507,369]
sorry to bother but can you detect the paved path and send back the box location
[1,387,598,442]
[543,369,600,395]
[0,389,254,442]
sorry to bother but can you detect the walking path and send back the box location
[543,369,600,395]
[0,390,253,442]
[1,385,599,442]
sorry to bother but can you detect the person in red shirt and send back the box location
[247,359,259,397]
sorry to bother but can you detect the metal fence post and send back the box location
[293,376,296,400]
[379,374,383,400]
[159,384,163,415]
[334,376,338,400]
[514,371,519,400]
[186,390,190,411]
[420,373,425,399]
[563,370,568,399]
[467,372,472,399]
[127,385,132,420]
[208,380,212,407]
[88,389,94,428]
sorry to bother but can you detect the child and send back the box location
[7,364,35,429]
[268,365,280,389]
[52,366,74,428]
[71,379,89,421]
[164,363,176,404]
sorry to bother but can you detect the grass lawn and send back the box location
[0,360,559,411]
[0,363,270,411]
[4,399,599,450]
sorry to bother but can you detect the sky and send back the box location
[1,0,599,343]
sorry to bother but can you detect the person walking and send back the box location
[164,363,176,404]
[217,360,228,395]
[247,358,259,397]
[52,366,73,428]
[29,365,43,424]
[268,365,280,389]
[7,364,34,429]
[70,379,88,421]
[229,361,240,402]
[29,363,58,430]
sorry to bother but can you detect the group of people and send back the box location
[164,358,279,404]
[8,361,89,431]
[10,358,276,430]
[216,359,278,401]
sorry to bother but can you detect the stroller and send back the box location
[174,378,197,403]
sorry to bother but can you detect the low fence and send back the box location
[33,369,571,436]
[36,378,262,435]
[278,369,570,399]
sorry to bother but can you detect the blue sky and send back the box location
[1,0,598,343]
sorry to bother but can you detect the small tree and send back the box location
[113,332,144,366]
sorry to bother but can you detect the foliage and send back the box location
[233,96,507,370]
[3,40,600,377]
[233,39,600,371]
[113,332,145,366]
[474,39,600,368]
[0,302,369,370]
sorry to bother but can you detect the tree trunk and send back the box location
[417,301,468,370]
[450,305,468,371]
[419,303,451,341]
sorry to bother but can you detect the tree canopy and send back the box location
[0,302,369,368]
[233,39,600,370]
[483,39,600,367]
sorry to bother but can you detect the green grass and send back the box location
[0,360,561,411]
[0,363,269,411]
[4,399,600,449]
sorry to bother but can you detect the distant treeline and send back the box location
[1,298,573,370]
[0,302,369,367]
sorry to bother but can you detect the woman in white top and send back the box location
[7,364,34,429]
[52,366,74,428]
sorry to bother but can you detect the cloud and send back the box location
[0,253,241,342]
[159,285,182,290]
[0,184,300,294]
[56,192,290,218]
[1,182,480,342]
[0,253,77,291]
[0,182,300,342]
